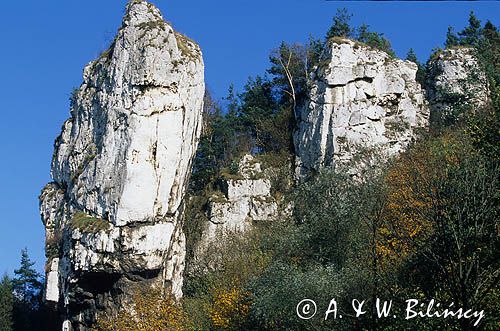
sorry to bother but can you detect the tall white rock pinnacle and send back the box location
[40,1,204,329]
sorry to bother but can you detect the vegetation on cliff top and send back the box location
[178,11,500,331]
[28,8,498,331]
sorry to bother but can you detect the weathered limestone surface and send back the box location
[204,155,278,243]
[295,38,429,177]
[39,1,204,329]
[426,47,489,120]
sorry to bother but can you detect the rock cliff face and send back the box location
[40,1,204,329]
[295,39,429,177]
[203,155,278,243]
[187,155,281,276]
[426,47,489,122]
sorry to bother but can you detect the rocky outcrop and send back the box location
[295,38,429,178]
[426,47,489,122]
[203,155,278,244]
[39,1,204,329]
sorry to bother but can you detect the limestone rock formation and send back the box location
[426,47,489,122]
[203,155,278,243]
[39,1,204,329]
[295,38,429,178]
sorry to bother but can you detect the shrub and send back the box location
[93,287,189,331]
[209,288,251,330]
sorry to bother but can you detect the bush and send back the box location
[93,287,189,331]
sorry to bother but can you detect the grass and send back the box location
[174,31,199,60]
[71,211,110,233]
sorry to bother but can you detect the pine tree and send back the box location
[405,48,425,84]
[12,248,43,331]
[405,48,418,63]
[458,11,482,47]
[13,248,42,306]
[356,24,395,56]
[0,274,13,331]
[326,8,353,39]
[445,26,460,48]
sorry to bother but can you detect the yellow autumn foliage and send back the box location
[209,287,251,330]
[378,131,466,268]
[93,287,189,331]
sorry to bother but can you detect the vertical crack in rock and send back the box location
[294,38,430,178]
[39,1,204,329]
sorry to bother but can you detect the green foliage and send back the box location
[184,227,270,331]
[458,11,483,47]
[182,11,499,331]
[356,24,395,57]
[238,76,279,151]
[249,262,344,331]
[326,9,395,56]
[383,131,499,330]
[405,48,418,63]
[0,274,13,331]
[254,152,293,200]
[466,106,500,160]
[405,48,426,85]
[292,170,366,266]
[410,152,498,329]
[189,40,316,193]
[71,212,110,233]
[326,8,353,39]
[69,87,79,108]
[184,127,499,330]
[228,160,239,176]
[268,39,323,110]
[13,249,42,307]
[433,13,499,151]
[445,26,460,48]
[12,249,44,331]
[189,89,244,193]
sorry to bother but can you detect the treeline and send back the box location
[91,10,500,331]
[65,10,500,331]
[188,9,403,195]
[179,11,499,331]
[0,249,52,331]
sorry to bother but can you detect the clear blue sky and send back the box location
[0,0,498,275]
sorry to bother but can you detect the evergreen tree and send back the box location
[445,26,460,48]
[356,24,395,56]
[406,48,426,85]
[238,76,279,152]
[458,11,482,47]
[326,8,353,39]
[12,249,42,306]
[482,20,499,43]
[405,48,418,63]
[0,274,13,331]
[12,248,43,331]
